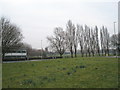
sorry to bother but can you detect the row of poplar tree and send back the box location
[47,20,114,58]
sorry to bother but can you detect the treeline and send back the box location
[1,17,119,59]
[47,20,119,57]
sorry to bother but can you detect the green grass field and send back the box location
[2,57,118,88]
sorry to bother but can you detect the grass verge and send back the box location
[2,57,118,88]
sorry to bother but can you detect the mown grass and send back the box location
[2,57,118,88]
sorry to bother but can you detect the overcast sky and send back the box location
[0,0,119,49]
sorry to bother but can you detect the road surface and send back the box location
[2,59,52,63]
[2,56,119,63]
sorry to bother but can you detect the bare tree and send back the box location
[105,28,110,56]
[47,20,111,57]
[87,26,91,57]
[90,28,95,56]
[100,26,106,56]
[84,25,90,57]
[77,25,84,57]
[1,17,23,58]
[47,27,67,57]
[100,28,104,56]
[73,25,78,57]
[66,20,75,58]
[94,26,100,56]
[78,25,91,57]
[100,26,110,56]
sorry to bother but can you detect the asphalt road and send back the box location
[2,59,51,63]
[2,56,120,63]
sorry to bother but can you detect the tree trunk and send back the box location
[107,46,109,56]
[71,50,73,58]
[98,49,100,56]
[70,46,73,58]
[60,54,63,57]
[80,46,83,57]
[102,49,104,56]
[92,52,94,56]
[91,49,94,56]
[86,53,87,57]
[108,49,109,56]
[104,49,107,56]
[81,52,84,57]
[88,49,91,57]
[88,51,91,57]
[74,46,77,57]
